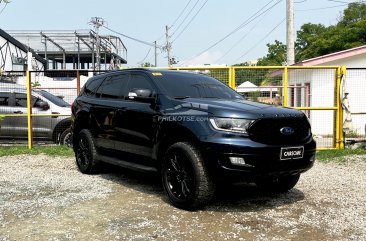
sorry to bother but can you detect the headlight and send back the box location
[209,117,254,134]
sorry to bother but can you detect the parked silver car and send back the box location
[0,85,72,146]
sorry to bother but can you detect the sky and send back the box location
[0,0,359,67]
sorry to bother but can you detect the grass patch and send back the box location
[316,147,366,161]
[0,145,74,157]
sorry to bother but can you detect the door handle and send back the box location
[13,111,23,114]
[51,112,60,118]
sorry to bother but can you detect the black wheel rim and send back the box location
[76,136,90,170]
[164,152,194,201]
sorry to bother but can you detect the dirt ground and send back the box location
[0,154,365,241]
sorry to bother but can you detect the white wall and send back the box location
[343,69,366,136]
[288,69,336,136]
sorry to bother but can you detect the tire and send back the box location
[60,128,72,148]
[255,174,300,193]
[74,129,100,174]
[161,142,215,210]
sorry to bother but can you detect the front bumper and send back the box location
[200,135,316,182]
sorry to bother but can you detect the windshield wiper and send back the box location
[174,96,191,100]
[202,96,223,99]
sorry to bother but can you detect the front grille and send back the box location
[248,117,311,145]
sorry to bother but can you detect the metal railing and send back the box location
[0,66,346,149]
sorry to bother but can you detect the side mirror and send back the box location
[128,89,155,103]
[35,100,50,110]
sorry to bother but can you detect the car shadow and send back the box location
[206,182,305,212]
[98,165,305,213]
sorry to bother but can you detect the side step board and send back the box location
[95,154,158,173]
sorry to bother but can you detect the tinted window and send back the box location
[126,74,154,93]
[0,93,10,106]
[83,76,104,96]
[36,90,70,107]
[155,72,244,100]
[14,93,27,107]
[14,93,37,107]
[96,74,128,99]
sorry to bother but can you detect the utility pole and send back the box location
[165,25,172,67]
[154,41,158,67]
[286,0,295,65]
[89,17,105,70]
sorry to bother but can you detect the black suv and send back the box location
[71,69,316,210]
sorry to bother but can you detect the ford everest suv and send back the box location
[71,69,316,210]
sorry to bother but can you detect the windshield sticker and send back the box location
[152,72,163,76]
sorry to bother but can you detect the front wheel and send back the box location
[161,142,215,210]
[255,174,300,193]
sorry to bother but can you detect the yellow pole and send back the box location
[26,70,33,149]
[283,67,288,107]
[229,67,236,89]
[337,66,346,149]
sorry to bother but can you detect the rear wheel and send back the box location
[74,129,100,174]
[162,142,215,210]
[255,174,300,193]
[60,128,72,147]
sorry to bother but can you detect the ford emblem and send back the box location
[280,127,295,135]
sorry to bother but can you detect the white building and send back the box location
[289,45,366,138]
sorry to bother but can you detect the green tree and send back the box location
[256,40,286,66]
[295,23,326,61]
[141,62,155,67]
[251,2,366,64]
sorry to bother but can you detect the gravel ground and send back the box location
[0,154,365,241]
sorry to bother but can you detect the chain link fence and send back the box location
[343,68,366,141]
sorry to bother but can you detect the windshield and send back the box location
[155,72,244,100]
[35,90,70,107]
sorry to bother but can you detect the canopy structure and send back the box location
[7,30,127,70]
[236,81,259,92]
[236,81,278,93]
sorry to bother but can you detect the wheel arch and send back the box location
[72,110,92,147]
[154,123,200,165]
[52,117,71,143]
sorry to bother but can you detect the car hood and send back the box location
[167,98,304,119]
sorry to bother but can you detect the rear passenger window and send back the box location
[14,93,37,107]
[83,77,104,96]
[95,74,128,99]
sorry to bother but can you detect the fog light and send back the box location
[229,157,246,166]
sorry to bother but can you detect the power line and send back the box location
[172,0,209,43]
[233,18,286,64]
[170,0,193,28]
[179,0,282,65]
[297,3,348,11]
[0,2,8,15]
[216,3,278,63]
[103,25,164,49]
[171,0,201,37]
[327,0,349,3]
[137,48,152,65]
